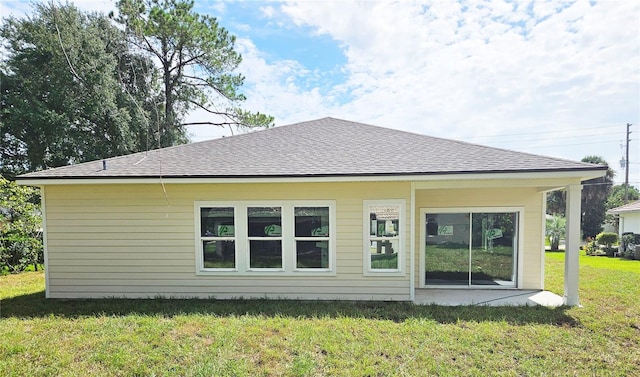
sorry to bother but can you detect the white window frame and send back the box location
[247,205,284,272]
[419,207,524,289]
[195,201,336,276]
[293,206,332,271]
[198,206,238,272]
[363,199,406,276]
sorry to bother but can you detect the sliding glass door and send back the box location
[425,213,470,285]
[424,211,518,287]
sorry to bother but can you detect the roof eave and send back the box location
[16,167,607,186]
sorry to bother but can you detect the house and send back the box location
[17,118,606,305]
[608,200,640,238]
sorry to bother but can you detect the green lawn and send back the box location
[1,253,639,376]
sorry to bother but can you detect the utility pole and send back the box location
[624,123,631,203]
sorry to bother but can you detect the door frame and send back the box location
[418,207,524,289]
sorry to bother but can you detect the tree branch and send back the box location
[186,98,228,115]
[178,81,209,87]
[181,121,237,127]
[169,53,206,73]
[129,35,164,62]
[181,74,210,84]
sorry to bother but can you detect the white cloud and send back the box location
[233,38,336,122]
[246,0,638,184]
[259,5,275,19]
[3,0,637,184]
[79,0,639,186]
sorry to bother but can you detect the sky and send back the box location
[1,0,639,185]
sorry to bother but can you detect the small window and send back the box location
[248,207,283,269]
[294,206,330,269]
[200,207,236,269]
[364,200,404,274]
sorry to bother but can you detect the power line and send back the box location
[462,123,638,140]
[51,1,84,84]
[489,139,622,148]
[471,132,626,144]
[624,123,632,202]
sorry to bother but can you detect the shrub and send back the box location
[595,232,618,256]
[621,233,637,259]
[584,241,600,256]
[596,232,618,247]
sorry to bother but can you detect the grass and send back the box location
[1,254,639,376]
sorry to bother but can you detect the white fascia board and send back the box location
[17,169,606,186]
[608,209,640,215]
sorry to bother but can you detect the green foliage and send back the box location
[0,176,42,273]
[595,232,618,255]
[546,157,616,237]
[1,1,273,178]
[584,240,600,256]
[546,190,566,216]
[607,184,640,210]
[620,233,638,259]
[115,0,274,144]
[595,232,618,246]
[580,156,613,238]
[605,184,640,230]
[0,3,157,177]
[545,215,566,251]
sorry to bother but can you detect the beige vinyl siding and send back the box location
[414,186,545,289]
[44,181,412,300]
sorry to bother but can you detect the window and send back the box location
[248,207,283,270]
[195,201,335,275]
[363,200,405,274]
[294,207,330,269]
[422,208,520,287]
[200,207,236,270]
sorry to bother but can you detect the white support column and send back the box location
[564,184,582,306]
[409,182,416,302]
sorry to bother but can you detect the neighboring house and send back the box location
[608,200,640,237]
[17,118,606,305]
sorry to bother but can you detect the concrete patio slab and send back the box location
[414,289,564,307]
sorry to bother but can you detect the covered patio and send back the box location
[411,183,585,307]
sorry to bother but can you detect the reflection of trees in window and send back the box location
[248,207,282,237]
[295,207,330,269]
[200,207,236,269]
[295,207,329,237]
[471,213,515,248]
[248,207,282,269]
[198,202,334,273]
[368,204,401,270]
[200,207,234,237]
[425,211,517,286]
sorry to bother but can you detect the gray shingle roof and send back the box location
[608,200,640,214]
[18,117,606,180]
